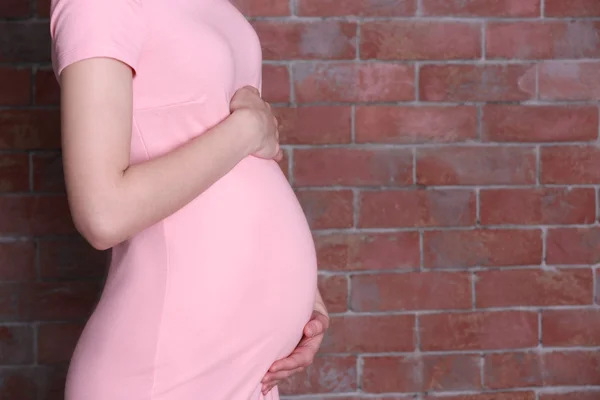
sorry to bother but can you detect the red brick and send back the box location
[0,242,35,282]
[0,195,74,235]
[297,0,417,16]
[486,352,600,389]
[543,351,600,385]
[483,105,598,142]
[350,272,472,312]
[0,284,29,321]
[416,147,536,185]
[476,268,593,308]
[322,315,415,353]
[0,22,50,62]
[35,365,68,400]
[294,148,413,187]
[253,21,356,61]
[0,0,30,17]
[0,110,61,150]
[275,106,351,145]
[38,238,107,280]
[538,62,600,101]
[36,0,51,17]
[32,152,65,192]
[422,0,540,17]
[294,62,415,103]
[284,397,412,400]
[230,0,289,16]
[542,146,600,184]
[314,232,420,271]
[0,282,98,321]
[422,354,482,392]
[545,0,600,17]
[487,21,600,60]
[547,228,600,265]
[278,149,290,181]
[543,309,600,347]
[0,153,29,192]
[540,392,600,400]
[37,323,84,364]
[359,189,475,228]
[0,67,30,106]
[484,352,542,389]
[361,21,480,61]
[363,354,481,393]
[420,64,533,102]
[34,68,60,106]
[27,282,100,321]
[424,229,542,268]
[318,274,348,313]
[362,356,420,393]
[355,106,477,144]
[296,190,354,229]
[480,188,596,225]
[425,394,534,400]
[420,311,538,351]
[0,368,37,400]
[262,65,290,103]
[0,367,65,400]
[278,356,357,394]
[0,326,34,364]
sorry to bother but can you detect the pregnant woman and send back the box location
[50,0,329,398]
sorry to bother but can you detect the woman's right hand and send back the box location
[230,86,282,161]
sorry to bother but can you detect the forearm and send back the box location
[74,113,252,250]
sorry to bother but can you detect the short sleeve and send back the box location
[50,0,144,77]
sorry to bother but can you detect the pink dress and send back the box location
[50,0,318,399]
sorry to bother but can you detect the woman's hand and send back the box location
[261,293,330,395]
[229,86,282,161]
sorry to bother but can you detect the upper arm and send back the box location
[51,0,144,233]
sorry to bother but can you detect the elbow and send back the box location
[72,212,121,251]
[85,232,115,252]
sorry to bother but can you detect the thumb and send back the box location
[304,320,322,338]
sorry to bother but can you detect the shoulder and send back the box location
[50,0,145,77]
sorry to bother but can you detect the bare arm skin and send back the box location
[313,289,328,317]
[61,58,279,250]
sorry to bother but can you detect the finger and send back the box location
[307,311,330,336]
[273,117,280,138]
[229,99,248,112]
[274,149,283,162]
[261,383,275,395]
[304,313,328,337]
[262,367,305,384]
[244,85,260,96]
[269,350,312,372]
[304,319,323,338]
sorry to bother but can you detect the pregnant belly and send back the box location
[66,156,316,399]
[156,156,317,375]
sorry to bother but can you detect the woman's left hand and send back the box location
[261,308,330,395]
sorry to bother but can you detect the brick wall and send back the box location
[1,0,600,399]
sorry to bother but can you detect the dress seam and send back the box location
[150,219,170,399]
[132,116,151,160]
